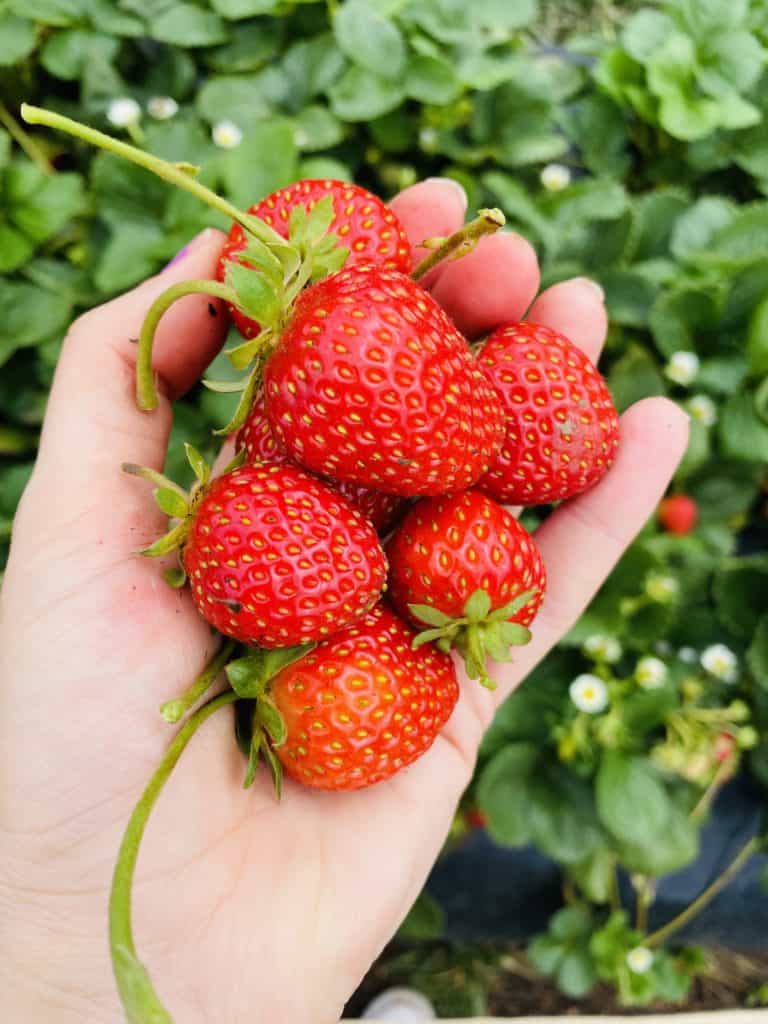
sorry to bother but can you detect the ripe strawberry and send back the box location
[237,394,404,532]
[266,604,459,791]
[475,322,620,505]
[183,464,387,647]
[264,265,505,496]
[217,179,412,340]
[658,494,698,535]
[387,491,545,688]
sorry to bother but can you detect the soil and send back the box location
[346,944,768,1018]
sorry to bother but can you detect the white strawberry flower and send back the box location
[687,393,717,426]
[664,351,700,386]
[583,634,622,663]
[212,120,243,149]
[147,96,179,121]
[635,656,667,689]
[569,674,609,714]
[107,97,141,128]
[626,947,654,974]
[645,573,679,604]
[701,644,739,683]
[678,646,697,663]
[540,162,571,191]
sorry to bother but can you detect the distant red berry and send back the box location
[475,322,620,505]
[659,494,698,535]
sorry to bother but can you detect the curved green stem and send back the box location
[645,836,759,949]
[137,280,237,410]
[20,105,286,247]
[109,690,239,1023]
[412,208,506,281]
[0,100,53,174]
[161,640,237,724]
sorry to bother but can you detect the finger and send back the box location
[490,397,690,706]
[428,232,540,339]
[527,276,608,364]
[31,229,228,503]
[389,177,467,272]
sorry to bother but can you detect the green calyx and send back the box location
[225,643,314,796]
[122,443,235,583]
[410,587,536,690]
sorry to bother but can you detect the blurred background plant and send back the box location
[2,0,767,1014]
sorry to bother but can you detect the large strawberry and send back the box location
[259,604,459,791]
[237,394,404,532]
[264,265,505,496]
[182,464,387,646]
[476,322,620,505]
[387,491,545,688]
[217,179,412,340]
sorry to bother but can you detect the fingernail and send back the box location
[425,176,468,211]
[163,228,217,270]
[572,276,605,302]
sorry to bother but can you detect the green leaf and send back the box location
[219,119,298,209]
[0,14,37,65]
[328,65,406,121]
[9,0,84,24]
[293,105,344,151]
[714,555,768,639]
[0,224,34,275]
[616,802,698,876]
[226,262,282,329]
[405,55,460,104]
[622,10,675,65]
[399,890,445,941]
[183,443,210,485]
[255,698,287,745]
[670,197,735,262]
[464,588,491,621]
[40,29,119,79]
[211,0,282,15]
[747,293,768,377]
[8,168,85,243]
[608,344,665,413]
[334,0,406,79]
[718,393,768,463]
[748,614,768,689]
[528,934,565,976]
[687,461,761,523]
[527,769,603,865]
[94,222,165,293]
[596,752,671,846]
[409,603,454,628]
[558,949,598,998]
[476,742,539,846]
[151,5,229,47]
[569,847,615,904]
[0,281,72,368]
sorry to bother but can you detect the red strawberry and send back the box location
[217,179,412,340]
[659,494,698,535]
[387,490,545,688]
[266,604,459,790]
[237,394,404,532]
[183,464,387,647]
[475,322,620,505]
[264,265,504,496]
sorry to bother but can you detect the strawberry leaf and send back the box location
[184,443,210,486]
[162,566,187,589]
[225,262,282,330]
[262,740,284,800]
[256,697,288,746]
[226,644,313,699]
[242,730,262,790]
[489,588,537,622]
[154,487,189,519]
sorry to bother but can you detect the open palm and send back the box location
[0,178,688,1024]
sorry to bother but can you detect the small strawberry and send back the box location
[475,322,620,505]
[264,265,504,496]
[217,179,412,340]
[658,494,698,535]
[183,464,387,647]
[124,451,387,648]
[257,604,459,791]
[237,394,404,532]
[387,490,545,688]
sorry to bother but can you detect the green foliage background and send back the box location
[2,0,768,1009]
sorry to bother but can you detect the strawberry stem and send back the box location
[109,690,239,1024]
[20,105,285,246]
[160,640,237,724]
[411,208,506,281]
[136,279,237,411]
[0,100,53,174]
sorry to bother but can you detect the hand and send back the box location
[0,178,688,1023]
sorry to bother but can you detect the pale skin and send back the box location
[0,178,689,1023]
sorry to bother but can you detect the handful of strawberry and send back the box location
[22,104,620,1023]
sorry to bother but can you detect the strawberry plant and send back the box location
[2,0,768,1015]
